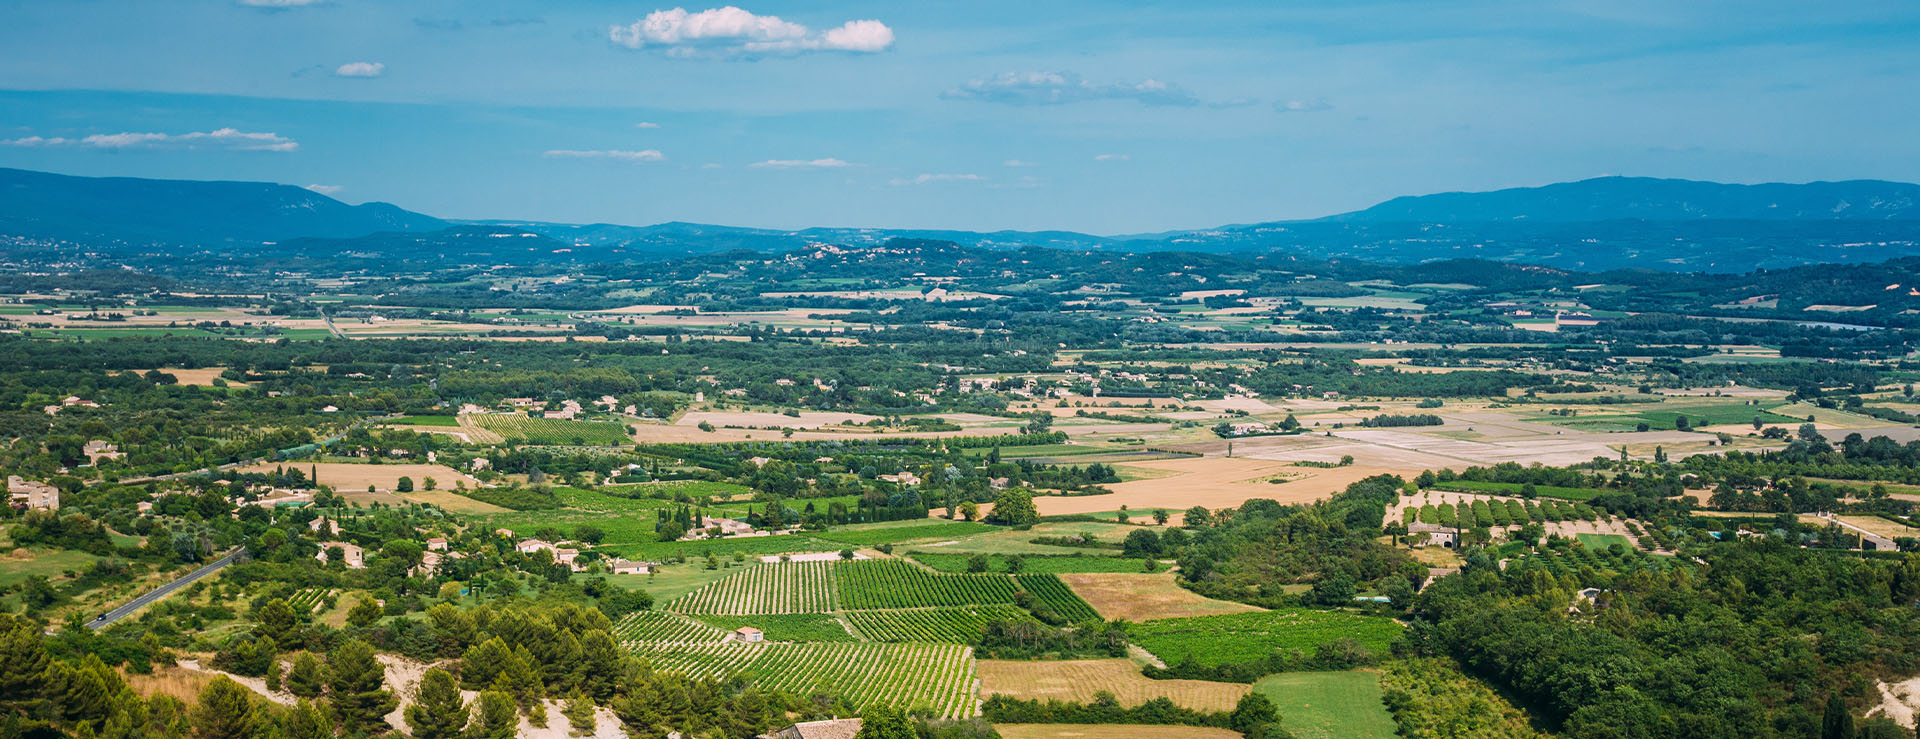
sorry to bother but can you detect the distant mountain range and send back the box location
[4,166,1919,271]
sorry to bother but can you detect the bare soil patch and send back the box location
[1058,572,1262,622]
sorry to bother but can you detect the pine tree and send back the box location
[405,668,469,739]
[191,676,256,739]
[282,699,334,739]
[563,689,596,736]
[470,690,519,739]
[254,599,298,644]
[576,630,623,700]
[503,644,545,705]
[326,638,397,735]
[460,637,514,690]
[0,614,50,710]
[347,596,383,628]
[286,652,325,698]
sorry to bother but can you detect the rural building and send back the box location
[758,718,862,739]
[309,517,334,534]
[732,627,765,643]
[317,542,365,569]
[610,559,651,575]
[7,476,59,510]
[426,537,448,551]
[1408,522,1457,548]
[82,440,122,464]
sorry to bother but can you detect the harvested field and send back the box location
[123,368,243,386]
[1034,456,1387,517]
[977,658,1249,712]
[1057,572,1261,622]
[994,726,1241,739]
[1834,515,1919,540]
[396,488,508,514]
[679,410,881,429]
[235,462,481,493]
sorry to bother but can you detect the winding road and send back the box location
[86,548,247,630]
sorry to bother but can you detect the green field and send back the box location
[388,414,460,426]
[1577,533,1634,551]
[836,559,1021,609]
[815,521,996,547]
[631,641,978,717]
[1129,609,1405,667]
[1432,481,1602,501]
[844,605,1034,643]
[1255,671,1396,739]
[907,553,1141,574]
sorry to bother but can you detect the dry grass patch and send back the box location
[994,725,1242,739]
[122,666,218,705]
[1057,572,1261,622]
[978,658,1249,712]
[236,462,481,493]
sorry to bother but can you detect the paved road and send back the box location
[86,548,246,630]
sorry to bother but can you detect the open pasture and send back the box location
[1254,671,1397,739]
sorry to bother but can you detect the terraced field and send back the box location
[633,641,980,717]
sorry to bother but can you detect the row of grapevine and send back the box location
[468,413,630,445]
[631,641,979,717]
[667,562,838,615]
[287,588,336,614]
[835,559,1020,610]
[614,610,728,644]
[845,605,1033,643]
[1014,574,1102,623]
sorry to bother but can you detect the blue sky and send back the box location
[1,0,1917,233]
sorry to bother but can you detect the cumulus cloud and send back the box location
[635,121,662,129]
[889,173,983,186]
[944,71,1200,107]
[543,149,665,162]
[1275,99,1332,113]
[334,62,385,78]
[749,158,850,169]
[1093,153,1129,162]
[609,7,893,58]
[1002,159,1034,168]
[2,128,298,152]
[304,184,344,195]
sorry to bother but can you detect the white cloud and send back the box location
[1276,99,1333,113]
[543,149,665,162]
[334,62,385,78]
[889,173,984,186]
[1002,159,1034,168]
[635,122,662,129]
[945,71,1200,107]
[304,184,344,195]
[4,128,298,152]
[609,7,893,58]
[749,158,850,169]
[1093,154,1129,162]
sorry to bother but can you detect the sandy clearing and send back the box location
[977,658,1250,712]
[237,462,483,493]
[1058,572,1263,622]
[1034,456,1393,516]
[1870,676,1920,730]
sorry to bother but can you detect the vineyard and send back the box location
[694,613,859,643]
[1128,609,1405,667]
[836,559,1021,609]
[846,605,1036,643]
[1014,574,1102,623]
[468,413,630,445]
[613,610,728,644]
[287,587,336,615]
[667,561,838,615]
[631,641,980,717]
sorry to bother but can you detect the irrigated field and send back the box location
[976,658,1250,712]
[633,641,979,717]
[667,561,838,615]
